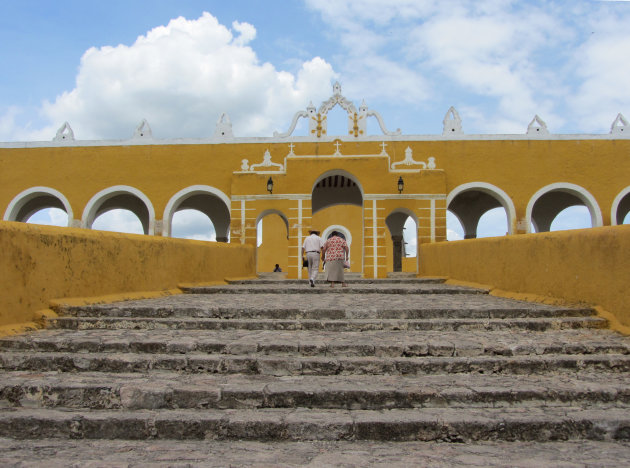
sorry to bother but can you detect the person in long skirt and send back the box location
[322,231,349,288]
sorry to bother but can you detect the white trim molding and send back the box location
[525,182,603,232]
[611,185,630,225]
[82,185,156,235]
[447,182,517,235]
[162,185,231,237]
[3,186,74,226]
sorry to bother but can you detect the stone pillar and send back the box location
[216,236,229,243]
[391,235,403,272]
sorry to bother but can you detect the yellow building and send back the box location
[1,83,629,279]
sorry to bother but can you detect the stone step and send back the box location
[1,351,628,375]
[2,329,627,357]
[2,439,630,466]
[43,315,608,332]
[0,407,628,441]
[231,277,445,285]
[55,293,591,320]
[57,304,595,320]
[184,284,488,295]
[2,372,629,411]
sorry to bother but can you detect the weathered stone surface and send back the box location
[1,277,630,465]
[2,438,630,467]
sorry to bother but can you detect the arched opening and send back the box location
[26,208,68,227]
[311,170,363,273]
[92,209,144,234]
[256,210,289,273]
[171,209,216,241]
[163,186,231,242]
[527,183,602,233]
[550,206,591,231]
[385,209,418,273]
[312,171,363,214]
[477,207,509,237]
[4,187,73,227]
[446,210,465,241]
[447,183,514,239]
[612,187,630,225]
[82,186,154,235]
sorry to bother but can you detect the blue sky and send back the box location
[2,0,629,241]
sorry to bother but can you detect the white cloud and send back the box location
[16,12,336,141]
[569,11,630,132]
[304,0,628,134]
[25,207,68,227]
[171,209,216,241]
[92,210,144,234]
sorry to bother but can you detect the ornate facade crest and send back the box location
[274,82,401,139]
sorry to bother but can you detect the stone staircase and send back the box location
[1,277,630,446]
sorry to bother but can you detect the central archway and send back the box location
[311,170,364,214]
[311,170,364,274]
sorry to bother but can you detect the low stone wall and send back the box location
[0,221,255,333]
[419,225,630,332]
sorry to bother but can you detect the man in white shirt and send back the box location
[302,229,324,287]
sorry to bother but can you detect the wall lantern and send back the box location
[267,177,274,194]
[397,176,404,194]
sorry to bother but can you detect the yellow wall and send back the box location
[418,225,630,332]
[257,213,289,272]
[0,221,255,333]
[1,138,628,280]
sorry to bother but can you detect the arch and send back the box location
[385,208,419,272]
[163,185,231,241]
[311,169,364,214]
[526,183,603,233]
[447,182,516,238]
[322,224,353,246]
[82,185,155,235]
[255,209,289,239]
[4,186,74,226]
[256,209,290,273]
[611,186,630,225]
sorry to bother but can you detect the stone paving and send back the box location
[1,278,630,465]
[1,439,630,467]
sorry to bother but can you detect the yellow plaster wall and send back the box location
[257,213,289,272]
[418,225,630,331]
[0,221,255,332]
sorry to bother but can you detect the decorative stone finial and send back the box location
[527,115,549,136]
[133,119,153,139]
[53,122,75,142]
[442,107,463,135]
[213,113,234,139]
[611,113,629,135]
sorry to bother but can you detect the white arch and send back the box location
[386,207,419,225]
[256,209,290,240]
[162,185,231,237]
[447,182,517,235]
[82,185,156,235]
[526,182,603,233]
[3,186,74,226]
[611,185,630,226]
[322,224,353,246]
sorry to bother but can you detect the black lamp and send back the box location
[267,177,273,194]
[397,176,404,194]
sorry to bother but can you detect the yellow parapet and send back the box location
[418,225,630,333]
[0,221,255,334]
